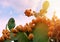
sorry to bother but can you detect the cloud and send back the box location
[45,0,60,19]
[0,10,2,15]
[0,18,8,37]
[0,0,42,13]
[15,15,35,26]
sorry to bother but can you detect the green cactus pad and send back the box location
[15,32,29,42]
[33,22,49,42]
[4,32,29,42]
[4,39,11,42]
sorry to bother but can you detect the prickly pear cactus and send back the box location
[3,27,29,42]
[33,22,48,42]
[7,18,15,30]
[1,0,60,42]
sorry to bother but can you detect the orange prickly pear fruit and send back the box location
[1,36,5,41]
[48,26,54,31]
[22,26,27,32]
[48,31,53,37]
[32,19,36,24]
[50,21,55,26]
[7,33,10,36]
[16,25,22,31]
[28,33,34,40]
[0,37,4,42]
[0,37,2,41]
[29,22,35,28]
[18,25,24,31]
[24,9,33,17]
[41,16,46,23]
[2,29,10,35]
[26,25,32,33]
[11,28,18,33]
[16,25,27,32]
[16,25,23,31]
[27,27,32,33]
[25,23,29,26]
[2,29,6,34]
[46,19,50,26]
[3,34,8,39]
[36,17,42,23]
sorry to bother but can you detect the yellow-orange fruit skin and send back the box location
[11,28,18,33]
[46,19,51,26]
[48,26,54,32]
[2,29,10,35]
[16,26,21,31]
[27,27,32,33]
[29,22,35,29]
[24,9,33,17]
[0,37,4,42]
[28,33,34,40]
[48,31,53,37]
[7,33,10,36]
[3,34,8,39]
[36,17,42,23]
[32,19,36,24]
[23,26,27,32]
[0,36,5,41]
[41,17,47,23]
[18,25,24,31]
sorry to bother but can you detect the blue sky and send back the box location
[0,0,60,36]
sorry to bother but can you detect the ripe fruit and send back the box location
[0,37,2,41]
[0,36,5,41]
[28,33,34,40]
[32,19,36,24]
[22,26,27,32]
[7,33,10,36]
[24,9,33,17]
[2,29,10,34]
[46,19,50,26]
[36,17,42,23]
[11,28,18,33]
[16,25,24,31]
[29,22,35,28]
[27,27,32,33]
[0,37,4,42]
[16,26,21,31]
[3,34,8,39]
[18,25,24,31]
[48,31,53,37]
[50,22,55,26]
[41,16,47,23]
[48,26,54,31]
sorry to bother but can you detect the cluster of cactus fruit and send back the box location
[0,29,11,42]
[48,16,60,42]
[0,0,60,42]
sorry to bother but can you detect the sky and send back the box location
[0,0,60,36]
